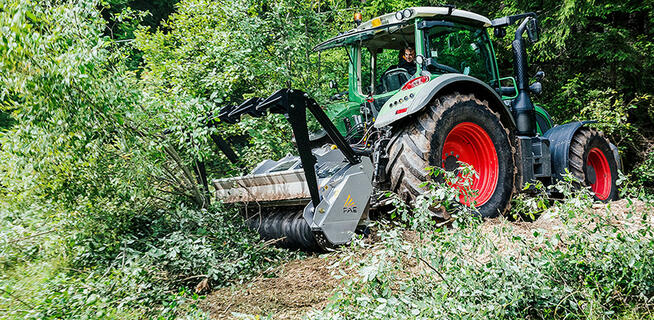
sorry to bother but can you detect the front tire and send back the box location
[386,92,517,218]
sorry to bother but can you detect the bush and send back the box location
[0,202,291,318]
[633,150,654,192]
[314,169,654,319]
[0,1,294,317]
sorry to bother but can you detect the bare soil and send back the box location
[201,199,653,319]
[200,255,344,319]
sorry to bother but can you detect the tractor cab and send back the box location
[314,7,506,133]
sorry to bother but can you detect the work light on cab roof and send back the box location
[395,8,415,20]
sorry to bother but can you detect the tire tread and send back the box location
[386,92,518,217]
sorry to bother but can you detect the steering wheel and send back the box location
[382,67,411,79]
[380,67,411,93]
[427,61,459,74]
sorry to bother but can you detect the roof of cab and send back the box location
[356,7,492,30]
[313,7,492,51]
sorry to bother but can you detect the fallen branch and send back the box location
[258,237,286,249]
[6,229,56,244]
[0,288,34,310]
[417,256,452,292]
[178,274,208,282]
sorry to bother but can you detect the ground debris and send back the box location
[200,199,652,319]
[201,255,341,319]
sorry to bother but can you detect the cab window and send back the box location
[360,47,413,96]
[425,25,496,84]
[356,23,416,95]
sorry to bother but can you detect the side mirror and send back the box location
[330,91,349,101]
[526,18,539,43]
[529,82,542,95]
[415,54,425,67]
[494,27,507,38]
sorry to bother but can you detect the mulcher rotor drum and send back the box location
[248,208,320,250]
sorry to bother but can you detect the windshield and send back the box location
[357,24,416,96]
[313,22,408,52]
[425,24,497,84]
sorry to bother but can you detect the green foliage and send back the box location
[511,180,550,221]
[0,1,289,317]
[132,0,341,172]
[0,201,288,318]
[1,0,653,318]
[634,151,654,189]
[522,1,653,172]
[102,0,179,33]
[623,150,654,199]
[1,0,150,257]
[315,172,654,319]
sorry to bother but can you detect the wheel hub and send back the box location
[443,154,459,172]
[586,147,611,200]
[586,164,597,185]
[441,122,499,206]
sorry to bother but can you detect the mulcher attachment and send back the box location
[213,89,374,251]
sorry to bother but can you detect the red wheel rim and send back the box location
[587,147,612,200]
[441,122,499,206]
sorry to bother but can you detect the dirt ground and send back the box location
[200,255,344,319]
[200,199,652,319]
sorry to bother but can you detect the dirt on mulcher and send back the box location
[201,199,652,319]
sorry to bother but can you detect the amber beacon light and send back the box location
[354,12,362,26]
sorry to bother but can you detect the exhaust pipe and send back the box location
[511,17,537,136]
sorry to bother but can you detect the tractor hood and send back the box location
[374,73,492,128]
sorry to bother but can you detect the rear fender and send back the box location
[543,121,594,180]
[374,74,516,130]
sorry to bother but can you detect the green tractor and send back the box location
[212,6,621,250]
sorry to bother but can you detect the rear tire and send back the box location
[569,127,618,201]
[386,92,518,218]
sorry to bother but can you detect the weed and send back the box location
[313,168,654,319]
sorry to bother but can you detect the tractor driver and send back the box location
[397,46,417,75]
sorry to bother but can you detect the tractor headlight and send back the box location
[395,11,403,20]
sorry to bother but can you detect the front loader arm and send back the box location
[217,89,362,209]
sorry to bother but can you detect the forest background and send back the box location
[0,0,653,318]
